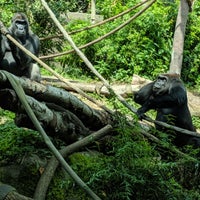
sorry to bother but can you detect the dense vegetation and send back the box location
[0,0,200,199]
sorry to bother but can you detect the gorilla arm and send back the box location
[13,34,40,68]
[134,81,154,105]
[136,85,187,118]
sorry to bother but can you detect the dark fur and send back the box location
[134,73,200,147]
[0,13,41,82]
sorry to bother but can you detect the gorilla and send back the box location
[134,73,200,147]
[0,13,41,82]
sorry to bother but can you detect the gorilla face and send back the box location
[153,75,168,95]
[14,20,28,37]
[10,13,29,39]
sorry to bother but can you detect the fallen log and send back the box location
[0,88,91,144]
[41,74,151,98]
[41,76,136,97]
[0,70,113,145]
[0,71,111,133]
[42,75,200,117]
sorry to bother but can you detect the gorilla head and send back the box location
[10,13,29,39]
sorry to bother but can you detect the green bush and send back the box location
[0,121,46,162]
[54,124,200,200]
[1,1,200,199]
[54,0,177,81]
[1,0,200,85]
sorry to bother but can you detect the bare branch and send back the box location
[40,0,149,41]
[39,0,156,60]
[34,125,113,200]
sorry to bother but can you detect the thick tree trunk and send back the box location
[0,88,90,144]
[169,0,190,74]
[0,71,110,127]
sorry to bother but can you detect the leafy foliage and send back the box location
[55,0,178,81]
[1,0,200,84]
[182,4,200,87]
[1,0,200,199]
[47,124,200,200]
[0,119,47,162]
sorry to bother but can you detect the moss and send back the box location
[47,152,105,200]
[46,166,90,200]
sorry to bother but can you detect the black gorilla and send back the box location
[0,13,41,82]
[134,73,200,147]
[0,33,6,61]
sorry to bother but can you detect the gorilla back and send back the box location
[134,73,200,147]
[0,13,41,82]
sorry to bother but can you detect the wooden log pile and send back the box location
[0,71,112,144]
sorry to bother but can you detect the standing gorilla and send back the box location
[134,73,200,147]
[0,13,41,82]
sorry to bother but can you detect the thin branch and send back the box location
[40,0,156,60]
[34,125,113,200]
[40,0,149,41]
[40,0,200,139]
[4,71,102,200]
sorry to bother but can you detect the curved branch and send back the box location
[39,0,156,60]
[40,0,149,41]
[34,125,113,200]
[4,71,102,200]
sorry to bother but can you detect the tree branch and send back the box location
[34,125,113,200]
[40,0,149,41]
[4,71,102,200]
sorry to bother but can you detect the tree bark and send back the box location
[34,125,112,200]
[0,183,33,200]
[0,71,113,145]
[0,88,91,144]
[0,71,111,130]
[169,0,190,74]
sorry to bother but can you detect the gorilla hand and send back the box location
[136,107,147,120]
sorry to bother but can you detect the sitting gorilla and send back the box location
[0,13,41,82]
[134,73,200,147]
[0,33,6,61]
